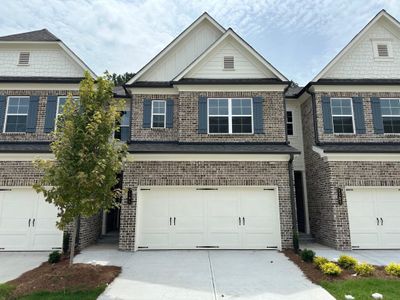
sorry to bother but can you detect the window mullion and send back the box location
[228,98,232,134]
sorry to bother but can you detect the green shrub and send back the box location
[337,255,358,269]
[385,263,400,277]
[354,262,375,276]
[48,251,61,264]
[321,262,342,276]
[314,256,329,269]
[300,249,315,262]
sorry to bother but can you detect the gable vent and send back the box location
[18,52,30,65]
[224,56,234,69]
[377,44,389,57]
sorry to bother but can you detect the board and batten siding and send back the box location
[139,20,223,81]
[324,19,400,79]
[187,38,275,79]
[286,100,305,171]
[0,43,84,78]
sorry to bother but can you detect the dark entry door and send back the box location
[294,171,306,233]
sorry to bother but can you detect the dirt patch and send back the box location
[7,256,120,298]
[284,249,399,283]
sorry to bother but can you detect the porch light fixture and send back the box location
[337,187,343,205]
[127,188,133,205]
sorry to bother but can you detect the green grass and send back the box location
[0,284,105,300]
[321,278,400,300]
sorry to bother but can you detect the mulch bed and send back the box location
[283,249,399,284]
[6,256,121,298]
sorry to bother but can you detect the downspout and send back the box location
[308,88,320,145]
[288,153,298,250]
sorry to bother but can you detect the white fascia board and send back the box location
[129,87,179,95]
[175,84,287,92]
[312,84,400,93]
[127,13,226,85]
[57,42,97,78]
[0,153,54,161]
[0,83,80,90]
[312,145,400,161]
[312,10,400,81]
[128,153,291,162]
[173,29,288,81]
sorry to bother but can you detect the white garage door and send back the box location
[346,187,400,249]
[0,188,63,251]
[136,187,281,250]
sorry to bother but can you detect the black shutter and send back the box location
[371,97,384,134]
[352,97,366,134]
[0,95,6,131]
[143,99,151,128]
[44,96,58,133]
[198,96,207,134]
[166,99,174,128]
[321,96,333,134]
[253,97,264,134]
[26,96,39,133]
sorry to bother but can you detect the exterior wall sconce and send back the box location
[337,187,343,205]
[127,188,133,205]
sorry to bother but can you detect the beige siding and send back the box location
[286,100,305,171]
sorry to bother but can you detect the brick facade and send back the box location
[302,92,400,250]
[119,160,294,251]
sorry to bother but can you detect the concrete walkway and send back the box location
[0,252,49,283]
[301,242,400,266]
[75,245,334,300]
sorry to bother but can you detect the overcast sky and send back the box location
[2,0,400,85]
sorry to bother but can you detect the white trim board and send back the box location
[311,85,400,93]
[175,84,287,92]
[312,146,400,161]
[0,153,54,161]
[0,83,80,90]
[128,153,292,162]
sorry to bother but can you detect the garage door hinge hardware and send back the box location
[196,188,218,190]
[346,189,353,191]
[264,188,275,191]
[52,247,62,250]
[0,248,4,250]
[352,246,360,249]
[138,246,149,249]
[266,246,278,249]
[0,189,11,191]
[196,246,219,248]
[140,188,151,191]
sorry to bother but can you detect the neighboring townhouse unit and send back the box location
[293,10,400,250]
[120,13,299,251]
[0,29,102,251]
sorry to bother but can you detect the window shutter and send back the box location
[321,96,333,134]
[44,96,58,133]
[253,97,264,134]
[198,96,207,134]
[0,95,6,131]
[371,97,384,134]
[352,97,366,134]
[166,99,174,128]
[143,99,151,128]
[26,96,39,133]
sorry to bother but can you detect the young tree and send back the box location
[104,71,135,85]
[34,71,127,265]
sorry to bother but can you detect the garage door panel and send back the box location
[207,232,241,248]
[139,233,170,248]
[0,233,31,250]
[242,233,278,248]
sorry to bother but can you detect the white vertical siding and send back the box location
[286,100,305,171]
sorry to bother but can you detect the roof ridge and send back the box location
[0,28,60,41]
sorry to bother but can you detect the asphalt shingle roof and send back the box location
[0,29,60,42]
[319,143,400,153]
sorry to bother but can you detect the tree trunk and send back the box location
[69,217,79,266]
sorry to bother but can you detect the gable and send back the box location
[0,42,91,78]
[185,36,276,79]
[135,17,224,82]
[323,19,400,79]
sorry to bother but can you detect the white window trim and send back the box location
[286,110,294,136]
[371,39,393,60]
[55,96,79,130]
[3,96,30,133]
[151,100,166,129]
[207,98,254,134]
[330,98,356,135]
[380,98,400,134]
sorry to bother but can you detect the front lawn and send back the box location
[321,278,400,300]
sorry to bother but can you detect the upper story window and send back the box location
[115,110,130,141]
[18,52,30,65]
[330,98,355,134]
[3,96,29,132]
[372,40,393,60]
[56,96,79,119]
[224,56,234,70]
[381,98,400,133]
[286,111,293,135]
[151,100,166,128]
[208,98,253,134]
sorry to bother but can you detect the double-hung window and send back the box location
[56,96,79,119]
[286,111,294,135]
[381,99,400,133]
[115,111,130,141]
[208,98,253,134]
[330,98,355,134]
[4,96,30,132]
[151,100,166,128]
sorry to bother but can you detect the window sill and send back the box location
[206,133,255,136]
[1,132,29,134]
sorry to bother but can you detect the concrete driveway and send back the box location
[75,246,334,300]
[0,252,49,283]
